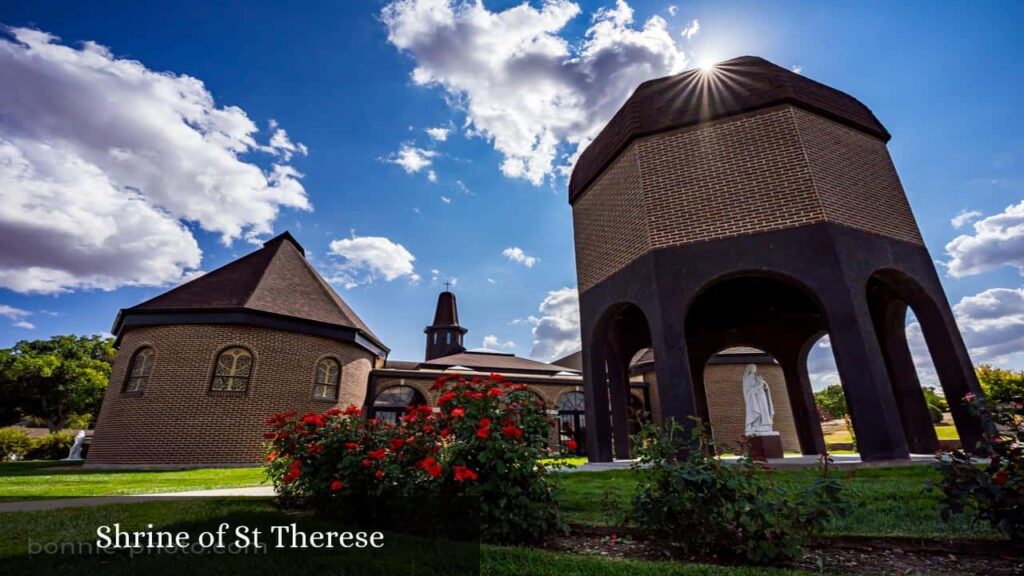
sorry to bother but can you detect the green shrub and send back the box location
[928,403,944,424]
[265,373,566,544]
[66,413,94,430]
[25,431,75,460]
[0,427,32,460]
[934,393,1024,540]
[629,420,851,565]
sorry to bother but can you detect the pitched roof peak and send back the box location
[262,230,304,256]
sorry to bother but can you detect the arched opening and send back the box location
[373,386,427,425]
[684,273,831,456]
[588,302,654,460]
[867,269,982,452]
[557,391,586,456]
[805,335,857,452]
[701,347,804,455]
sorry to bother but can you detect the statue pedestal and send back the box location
[748,432,783,461]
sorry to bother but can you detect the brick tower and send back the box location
[570,56,982,462]
[424,289,467,360]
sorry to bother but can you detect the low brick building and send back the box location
[88,233,796,466]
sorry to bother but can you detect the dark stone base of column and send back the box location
[749,434,784,461]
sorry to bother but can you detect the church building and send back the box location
[87,230,795,468]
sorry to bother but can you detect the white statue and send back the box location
[742,364,775,436]
[63,430,86,461]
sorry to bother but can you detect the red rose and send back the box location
[487,387,504,397]
[361,458,372,468]
[566,440,578,451]
[490,373,505,383]
[453,465,478,482]
[330,479,343,492]
[438,391,457,406]
[476,417,492,439]
[345,442,359,452]
[502,424,524,439]
[368,448,387,460]
[993,470,1010,485]
[390,438,405,451]
[343,405,363,417]
[450,407,466,418]
[375,469,384,479]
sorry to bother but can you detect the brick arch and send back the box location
[375,380,434,406]
[310,354,344,402]
[121,342,158,395]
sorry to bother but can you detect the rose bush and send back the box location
[264,373,565,544]
[934,393,1024,541]
[629,420,850,565]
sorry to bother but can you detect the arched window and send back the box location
[374,386,426,425]
[210,347,253,393]
[558,391,587,455]
[123,347,155,394]
[314,358,341,400]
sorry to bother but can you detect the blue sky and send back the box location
[0,1,1021,388]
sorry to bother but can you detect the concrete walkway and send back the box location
[0,453,940,513]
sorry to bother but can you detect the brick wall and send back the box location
[793,108,924,245]
[87,324,374,467]
[572,104,924,293]
[572,144,650,293]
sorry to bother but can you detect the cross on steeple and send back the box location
[444,280,452,292]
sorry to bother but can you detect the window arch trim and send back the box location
[122,345,156,395]
[312,355,342,401]
[208,345,255,396]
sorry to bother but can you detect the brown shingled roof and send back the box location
[421,351,578,375]
[125,231,379,341]
[569,55,890,202]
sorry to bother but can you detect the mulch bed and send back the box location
[544,524,1024,575]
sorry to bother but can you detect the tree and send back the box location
[976,364,1024,404]
[0,335,115,431]
[814,385,847,421]
[921,386,949,413]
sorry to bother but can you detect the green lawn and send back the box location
[824,424,959,445]
[0,461,267,501]
[0,498,813,575]
[551,465,1000,540]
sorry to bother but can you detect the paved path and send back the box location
[0,454,940,513]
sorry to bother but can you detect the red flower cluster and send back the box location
[476,417,492,439]
[282,460,301,484]
[330,479,344,492]
[453,465,478,482]
[418,456,443,478]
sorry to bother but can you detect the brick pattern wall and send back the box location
[87,325,373,467]
[572,144,650,293]
[793,108,924,245]
[572,104,923,292]
[642,363,801,453]
[639,107,823,253]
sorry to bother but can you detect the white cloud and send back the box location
[487,277,497,284]
[667,5,677,16]
[529,287,580,360]
[386,143,437,174]
[790,64,803,74]
[944,201,1024,277]
[0,304,31,320]
[680,18,700,40]
[425,127,450,141]
[951,287,1024,365]
[481,334,516,351]
[427,169,438,182]
[12,321,34,330]
[950,209,982,229]
[502,246,539,268]
[440,195,452,204]
[381,0,688,185]
[0,28,310,293]
[327,232,419,287]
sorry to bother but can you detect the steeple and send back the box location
[424,288,468,360]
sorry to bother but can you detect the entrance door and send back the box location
[558,391,587,456]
